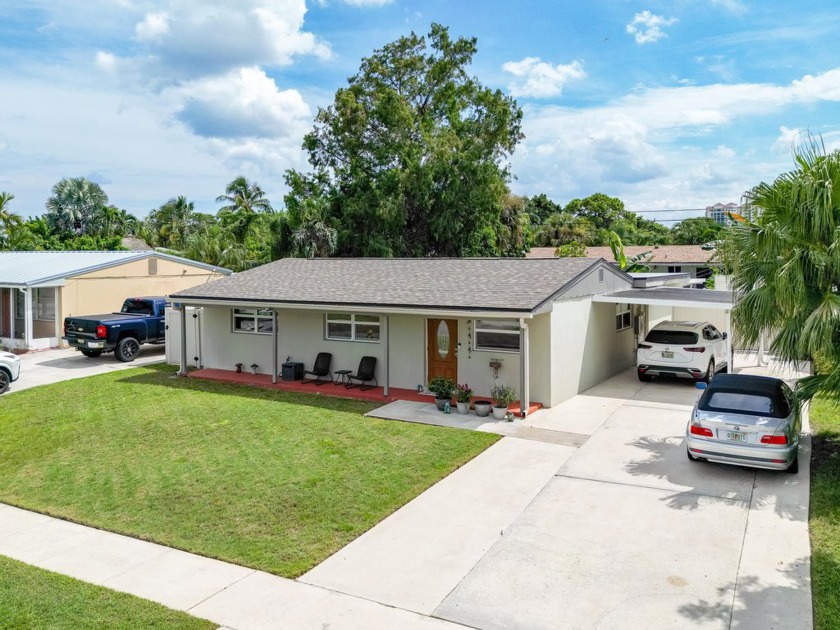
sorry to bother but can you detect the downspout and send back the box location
[383,315,390,397]
[177,304,188,377]
[271,309,278,384]
[519,318,530,418]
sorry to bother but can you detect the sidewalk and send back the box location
[0,503,464,630]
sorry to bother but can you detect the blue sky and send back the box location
[1,0,839,223]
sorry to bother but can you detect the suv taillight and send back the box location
[761,435,788,445]
[95,325,107,339]
[683,347,707,353]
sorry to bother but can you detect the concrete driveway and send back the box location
[304,365,812,629]
[4,345,166,395]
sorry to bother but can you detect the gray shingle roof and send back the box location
[0,251,230,287]
[172,257,613,312]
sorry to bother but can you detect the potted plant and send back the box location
[428,376,456,411]
[491,384,516,420]
[454,383,473,414]
[473,399,492,417]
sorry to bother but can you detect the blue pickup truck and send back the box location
[63,297,168,362]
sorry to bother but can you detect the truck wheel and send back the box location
[81,349,103,358]
[0,370,9,395]
[116,337,140,362]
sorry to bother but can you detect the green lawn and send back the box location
[0,364,498,578]
[0,554,213,630]
[809,395,840,629]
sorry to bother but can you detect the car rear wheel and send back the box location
[785,455,799,474]
[80,349,103,358]
[0,370,9,395]
[686,448,703,462]
[701,359,715,384]
[638,372,653,382]
[116,337,140,362]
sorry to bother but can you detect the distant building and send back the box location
[705,202,740,225]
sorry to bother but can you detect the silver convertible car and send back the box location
[686,374,801,473]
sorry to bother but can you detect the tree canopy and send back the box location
[729,137,840,400]
[285,23,524,257]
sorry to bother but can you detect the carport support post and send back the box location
[177,304,188,377]
[726,309,734,370]
[383,315,390,397]
[519,318,529,417]
[271,309,278,385]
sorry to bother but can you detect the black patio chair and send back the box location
[302,352,333,385]
[345,356,377,391]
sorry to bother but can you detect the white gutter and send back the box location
[592,294,734,310]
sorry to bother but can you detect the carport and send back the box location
[592,286,737,366]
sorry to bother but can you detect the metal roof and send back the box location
[592,287,735,310]
[172,257,625,314]
[0,251,230,287]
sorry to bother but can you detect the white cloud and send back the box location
[174,67,311,140]
[135,11,170,42]
[626,11,678,45]
[710,0,747,15]
[95,51,119,73]
[128,0,329,79]
[510,68,840,210]
[342,0,393,6]
[502,57,586,98]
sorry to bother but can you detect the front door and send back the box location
[427,319,458,383]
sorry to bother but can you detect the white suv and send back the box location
[637,321,728,383]
[0,351,22,395]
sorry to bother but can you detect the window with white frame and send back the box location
[616,304,631,331]
[232,308,274,334]
[474,319,520,352]
[14,291,24,320]
[325,313,380,342]
[35,288,56,321]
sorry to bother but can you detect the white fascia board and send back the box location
[169,297,534,320]
[591,294,734,310]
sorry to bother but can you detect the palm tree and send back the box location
[148,196,195,249]
[215,176,273,214]
[183,225,248,271]
[216,177,273,244]
[729,136,840,401]
[45,177,108,235]
[0,192,23,248]
[607,231,651,272]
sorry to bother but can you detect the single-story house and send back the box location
[0,251,230,351]
[527,245,721,279]
[168,257,736,415]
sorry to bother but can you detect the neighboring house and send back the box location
[169,257,735,414]
[0,251,230,351]
[527,245,721,279]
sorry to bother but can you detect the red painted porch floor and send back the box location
[188,368,542,416]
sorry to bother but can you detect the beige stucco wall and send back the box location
[549,298,635,406]
[59,257,225,346]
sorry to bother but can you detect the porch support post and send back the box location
[271,309,278,384]
[383,315,390,397]
[177,304,188,377]
[54,288,61,342]
[519,318,530,418]
[23,287,33,348]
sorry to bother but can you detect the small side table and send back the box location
[334,369,352,386]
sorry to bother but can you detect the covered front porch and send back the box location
[0,285,61,351]
[186,367,543,415]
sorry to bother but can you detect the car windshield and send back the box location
[700,391,788,418]
[645,330,698,345]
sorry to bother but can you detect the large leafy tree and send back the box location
[45,177,108,236]
[730,137,840,400]
[145,196,196,249]
[671,216,724,245]
[285,23,523,257]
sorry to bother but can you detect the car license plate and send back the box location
[726,432,746,442]
[662,351,673,358]
[88,341,105,348]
